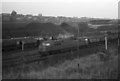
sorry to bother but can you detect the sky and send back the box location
[1,0,119,19]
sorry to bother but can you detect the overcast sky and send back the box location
[1,0,119,19]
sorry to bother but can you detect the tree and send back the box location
[10,10,17,21]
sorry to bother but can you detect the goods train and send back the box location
[38,38,89,54]
[2,38,38,52]
[38,34,118,55]
[2,33,118,53]
[2,36,89,52]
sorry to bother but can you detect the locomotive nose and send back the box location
[42,43,51,46]
[85,38,88,41]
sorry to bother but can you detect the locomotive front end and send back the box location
[38,40,52,52]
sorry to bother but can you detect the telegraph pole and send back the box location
[101,31,108,51]
[118,36,119,47]
[22,41,24,51]
[77,25,79,52]
[105,35,108,50]
[118,38,119,46]
[18,41,25,78]
[103,31,108,51]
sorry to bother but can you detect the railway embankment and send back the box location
[2,40,118,79]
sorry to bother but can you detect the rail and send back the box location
[2,38,118,68]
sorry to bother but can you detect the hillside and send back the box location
[78,22,97,36]
[2,22,28,30]
[3,41,118,79]
[60,22,97,36]
[2,20,118,39]
[89,19,112,25]
[21,22,67,36]
[65,22,80,29]
[2,22,97,39]
[60,22,77,34]
[96,24,118,31]
[2,22,67,39]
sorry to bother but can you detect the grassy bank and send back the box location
[2,44,118,79]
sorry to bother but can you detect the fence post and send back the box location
[22,41,24,51]
[18,41,25,78]
[118,38,119,46]
[105,36,107,51]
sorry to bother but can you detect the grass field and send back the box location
[0,39,2,80]
[2,42,118,79]
[26,54,118,79]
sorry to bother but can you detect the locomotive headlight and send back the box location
[42,43,50,46]
[85,38,88,41]
[46,43,50,46]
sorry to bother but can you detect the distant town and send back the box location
[1,10,119,40]
[1,10,118,25]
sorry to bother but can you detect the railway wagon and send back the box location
[38,38,88,55]
[2,38,38,52]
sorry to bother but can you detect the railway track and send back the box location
[2,42,103,67]
[2,38,117,68]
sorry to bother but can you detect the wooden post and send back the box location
[118,38,119,46]
[22,41,24,51]
[105,36,107,50]
[77,26,79,52]
[19,41,25,77]
[78,63,79,72]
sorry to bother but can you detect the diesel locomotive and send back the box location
[38,38,89,55]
